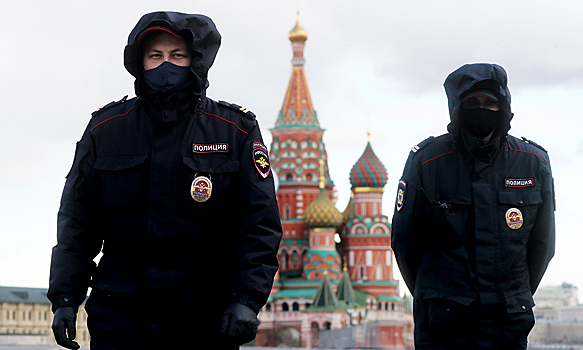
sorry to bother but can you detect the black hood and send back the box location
[124,11,221,95]
[444,63,513,139]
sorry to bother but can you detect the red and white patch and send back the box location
[252,142,270,179]
[193,143,228,153]
[396,179,407,212]
[505,208,523,230]
[505,178,534,187]
[191,176,212,202]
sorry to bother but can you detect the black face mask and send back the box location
[459,108,503,139]
[143,61,192,94]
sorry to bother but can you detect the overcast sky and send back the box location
[1,0,582,301]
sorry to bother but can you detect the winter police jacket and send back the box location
[391,64,555,315]
[48,95,282,313]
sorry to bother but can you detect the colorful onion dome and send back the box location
[303,188,343,228]
[288,13,308,43]
[350,141,388,188]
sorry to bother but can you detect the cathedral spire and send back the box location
[274,13,319,128]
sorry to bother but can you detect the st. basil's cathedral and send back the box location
[254,15,414,348]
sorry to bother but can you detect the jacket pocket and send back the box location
[94,155,149,211]
[179,156,240,218]
[421,289,477,335]
[498,190,542,239]
[505,289,535,313]
[425,199,471,248]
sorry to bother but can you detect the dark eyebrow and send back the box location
[170,48,189,53]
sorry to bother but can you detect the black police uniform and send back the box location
[391,64,555,350]
[48,12,282,350]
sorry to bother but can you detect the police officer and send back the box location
[391,63,555,349]
[48,11,282,350]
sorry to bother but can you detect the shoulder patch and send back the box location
[218,100,256,120]
[521,137,548,153]
[92,95,129,117]
[252,142,270,179]
[411,136,434,153]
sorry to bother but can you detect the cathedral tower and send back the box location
[341,134,398,298]
[270,14,335,274]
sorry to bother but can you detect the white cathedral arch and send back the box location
[370,223,389,234]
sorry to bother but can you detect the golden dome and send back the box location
[288,12,308,43]
[302,188,344,228]
[303,158,342,228]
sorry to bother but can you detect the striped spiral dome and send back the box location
[349,142,388,188]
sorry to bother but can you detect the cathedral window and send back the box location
[323,321,331,330]
[292,302,300,311]
[376,265,383,280]
[286,173,294,181]
[292,251,299,263]
[282,303,289,312]
[265,303,272,312]
[378,302,382,310]
[281,250,288,270]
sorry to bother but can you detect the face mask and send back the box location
[143,61,192,94]
[459,108,503,139]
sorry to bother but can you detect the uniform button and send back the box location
[63,297,69,302]
[518,200,524,205]
[521,305,526,310]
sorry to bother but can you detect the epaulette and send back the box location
[411,136,434,153]
[91,95,129,117]
[521,137,548,153]
[218,100,256,120]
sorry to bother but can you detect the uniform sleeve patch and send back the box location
[396,179,407,211]
[252,142,270,179]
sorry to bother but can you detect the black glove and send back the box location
[220,302,259,346]
[52,307,80,350]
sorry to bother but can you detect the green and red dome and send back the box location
[349,142,388,188]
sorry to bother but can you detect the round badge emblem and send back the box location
[191,175,212,202]
[505,208,523,230]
